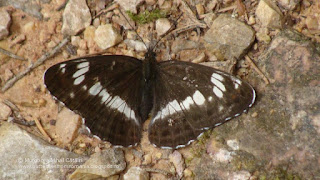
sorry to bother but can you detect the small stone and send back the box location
[156,18,171,37]
[0,9,11,40]
[256,0,284,29]
[248,15,256,25]
[251,112,258,118]
[61,0,92,36]
[55,108,81,145]
[23,21,35,33]
[115,0,144,14]
[70,148,126,179]
[256,31,271,43]
[169,151,185,178]
[196,4,205,15]
[277,0,301,10]
[306,16,319,31]
[142,154,152,165]
[183,168,193,177]
[124,39,147,52]
[155,152,162,159]
[93,18,100,27]
[0,102,12,120]
[226,139,240,150]
[71,36,81,47]
[123,167,149,180]
[94,24,122,50]
[192,52,206,63]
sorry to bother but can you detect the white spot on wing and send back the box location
[219,105,224,112]
[77,62,89,69]
[73,67,89,78]
[70,92,75,98]
[82,85,87,90]
[213,86,223,98]
[211,73,224,81]
[208,96,213,102]
[99,89,110,103]
[61,68,66,74]
[74,75,85,85]
[193,90,205,105]
[181,96,193,109]
[211,74,226,92]
[89,82,102,95]
[59,63,66,69]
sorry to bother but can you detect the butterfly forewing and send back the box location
[44,55,144,147]
[149,61,255,149]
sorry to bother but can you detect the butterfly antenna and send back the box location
[118,8,148,50]
[152,13,184,52]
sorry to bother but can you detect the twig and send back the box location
[94,3,119,19]
[173,0,207,35]
[3,99,20,112]
[144,168,173,177]
[245,55,270,84]
[0,47,26,61]
[35,118,52,142]
[1,37,70,92]
[218,5,237,13]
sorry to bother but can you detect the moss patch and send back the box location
[127,9,167,24]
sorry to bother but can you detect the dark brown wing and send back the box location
[148,61,255,149]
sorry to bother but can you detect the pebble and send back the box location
[0,102,12,120]
[142,153,152,165]
[0,9,11,40]
[55,109,81,145]
[61,0,92,35]
[156,18,171,37]
[255,0,283,29]
[196,4,205,15]
[94,24,123,50]
[115,0,144,14]
[123,167,149,180]
[169,151,185,178]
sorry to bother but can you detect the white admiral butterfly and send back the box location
[44,48,255,149]
[44,15,256,149]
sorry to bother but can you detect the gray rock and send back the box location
[0,121,87,179]
[0,9,11,40]
[94,24,123,50]
[0,0,42,19]
[61,0,91,36]
[203,14,255,61]
[123,167,149,180]
[115,0,144,14]
[256,0,284,29]
[194,29,320,179]
[70,148,126,179]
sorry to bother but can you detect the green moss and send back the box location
[127,9,167,24]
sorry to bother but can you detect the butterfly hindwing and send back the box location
[149,61,255,148]
[44,55,144,147]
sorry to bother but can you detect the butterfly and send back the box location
[44,43,255,149]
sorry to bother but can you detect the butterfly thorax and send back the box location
[139,50,157,121]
